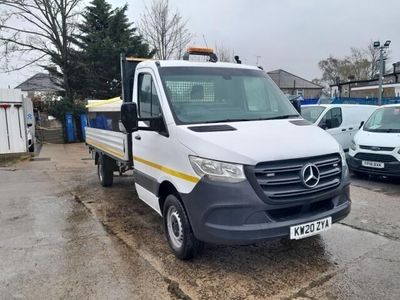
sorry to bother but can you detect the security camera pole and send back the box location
[374,40,391,106]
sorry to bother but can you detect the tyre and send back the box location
[163,194,203,260]
[98,154,114,187]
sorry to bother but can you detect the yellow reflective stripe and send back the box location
[126,57,154,62]
[86,138,125,160]
[134,156,199,183]
[85,97,121,108]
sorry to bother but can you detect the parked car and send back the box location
[301,104,377,151]
[348,104,400,177]
[85,48,351,260]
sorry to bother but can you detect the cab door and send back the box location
[318,107,350,150]
[133,70,169,214]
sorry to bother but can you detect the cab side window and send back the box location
[319,107,342,129]
[138,73,161,118]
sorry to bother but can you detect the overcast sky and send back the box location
[1,0,399,88]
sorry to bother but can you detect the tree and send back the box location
[214,43,232,62]
[139,0,192,60]
[311,78,330,96]
[0,0,81,102]
[74,0,154,99]
[364,42,385,78]
[318,41,390,85]
[318,55,346,84]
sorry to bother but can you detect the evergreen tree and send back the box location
[75,0,154,99]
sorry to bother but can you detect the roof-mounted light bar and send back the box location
[187,47,214,54]
[183,46,218,62]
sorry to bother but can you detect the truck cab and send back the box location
[87,48,351,259]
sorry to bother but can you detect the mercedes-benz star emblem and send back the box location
[301,163,320,188]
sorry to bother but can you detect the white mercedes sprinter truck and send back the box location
[86,48,351,259]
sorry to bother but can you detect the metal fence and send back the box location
[300,98,320,105]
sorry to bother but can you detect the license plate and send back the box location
[361,160,385,169]
[290,217,332,240]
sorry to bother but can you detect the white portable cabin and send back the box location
[0,89,28,154]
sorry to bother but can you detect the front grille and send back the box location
[359,145,395,152]
[268,198,334,221]
[355,152,398,162]
[253,154,342,202]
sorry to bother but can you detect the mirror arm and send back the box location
[137,116,161,122]
[137,126,155,131]
[137,116,164,132]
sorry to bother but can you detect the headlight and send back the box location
[189,156,246,183]
[339,148,349,178]
[350,140,357,151]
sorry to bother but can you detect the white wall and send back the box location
[0,89,27,154]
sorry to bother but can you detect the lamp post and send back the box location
[374,40,391,106]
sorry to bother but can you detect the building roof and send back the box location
[15,73,63,92]
[330,70,400,87]
[267,69,323,89]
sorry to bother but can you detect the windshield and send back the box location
[301,106,326,123]
[159,67,299,124]
[364,107,400,133]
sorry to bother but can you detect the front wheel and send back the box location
[163,194,203,260]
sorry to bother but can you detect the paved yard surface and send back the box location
[0,143,399,299]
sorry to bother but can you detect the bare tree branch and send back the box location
[6,53,47,71]
[138,0,192,60]
[214,42,232,62]
[0,0,82,101]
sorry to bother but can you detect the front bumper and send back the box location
[181,178,351,244]
[348,155,400,177]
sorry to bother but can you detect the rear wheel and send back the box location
[98,154,114,187]
[163,194,203,260]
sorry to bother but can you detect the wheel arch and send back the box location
[158,180,181,216]
[95,151,99,165]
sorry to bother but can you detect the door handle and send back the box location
[348,127,353,130]
[134,135,141,140]
[341,128,346,132]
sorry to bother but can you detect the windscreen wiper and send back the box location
[203,118,255,124]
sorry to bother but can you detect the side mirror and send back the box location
[359,121,365,129]
[319,121,327,130]
[325,119,333,129]
[121,102,138,133]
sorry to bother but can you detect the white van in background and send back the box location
[349,104,400,177]
[301,104,377,151]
